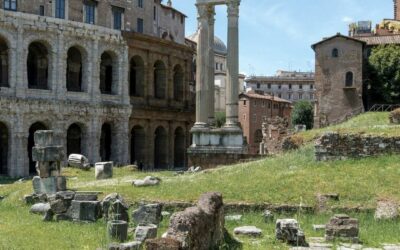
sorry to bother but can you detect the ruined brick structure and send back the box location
[0,1,194,177]
[312,34,365,129]
[238,91,292,155]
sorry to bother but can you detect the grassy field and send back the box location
[1,112,400,249]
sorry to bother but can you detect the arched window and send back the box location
[27,42,49,89]
[0,122,9,175]
[332,48,339,58]
[131,126,145,167]
[154,126,167,169]
[345,72,353,87]
[100,52,114,94]
[173,65,184,101]
[100,123,112,161]
[174,127,185,168]
[67,123,82,156]
[254,129,263,144]
[0,37,9,87]
[66,47,83,92]
[154,60,166,99]
[130,56,144,97]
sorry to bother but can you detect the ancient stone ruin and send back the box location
[315,132,400,161]
[146,192,225,250]
[325,214,359,243]
[31,130,66,194]
[260,116,290,155]
[275,218,308,247]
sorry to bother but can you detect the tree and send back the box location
[291,100,314,130]
[368,44,400,104]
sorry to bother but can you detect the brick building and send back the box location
[0,0,194,177]
[245,70,315,104]
[312,34,365,128]
[238,91,292,155]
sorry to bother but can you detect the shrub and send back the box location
[389,108,400,124]
[215,112,226,128]
[291,100,314,130]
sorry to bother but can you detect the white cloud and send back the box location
[342,16,354,23]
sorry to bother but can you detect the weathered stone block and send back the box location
[32,176,67,194]
[74,192,98,201]
[30,203,51,215]
[69,200,101,222]
[234,226,262,237]
[50,198,71,214]
[95,162,113,180]
[375,200,399,220]
[32,146,64,162]
[145,238,182,250]
[108,220,128,242]
[276,219,308,247]
[34,130,54,147]
[102,193,129,222]
[132,203,162,226]
[325,214,359,243]
[134,224,158,242]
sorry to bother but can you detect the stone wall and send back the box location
[315,132,400,161]
[260,116,290,155]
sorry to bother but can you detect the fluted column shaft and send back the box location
[225,0,240,127]
[194,3,210,127]
[207,5,216,125]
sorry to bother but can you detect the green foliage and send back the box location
[368,44,400,103]
[215,111,226,128]
[291,100,314,129]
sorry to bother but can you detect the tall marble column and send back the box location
[225,0,240,128]
[207,5,216,125]
[194,3,210,128]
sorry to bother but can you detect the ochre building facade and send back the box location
[0,0,194,177]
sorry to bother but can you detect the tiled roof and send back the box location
[240,92,292,104]
[355,35,400,45]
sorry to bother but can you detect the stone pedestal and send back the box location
[32,176,67,194]
[108,220,128,242]
[70,200,101,222]
[95,162,113,180]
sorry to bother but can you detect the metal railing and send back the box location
[368,104,400,112]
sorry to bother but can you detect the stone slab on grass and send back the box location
[233,226,262,237]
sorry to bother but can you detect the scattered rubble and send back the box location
[325,214,359,243]
[233,226,262,237]
[132,203,163,226]
[68,154,90,170]
[132,176,160,187]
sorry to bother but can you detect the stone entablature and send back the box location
[315,132,400,161]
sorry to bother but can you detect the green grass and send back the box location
[1,112,400,249]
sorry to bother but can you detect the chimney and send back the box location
[395,0,400,20]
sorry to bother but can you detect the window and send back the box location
[332,48,339,58]
[288,93,292,100]
[278,85,281,89]
[243,114,246,121]
[262,101,265,107]
[268,83,271,89]
[310,84,314,89]
[181,15,184,24]
[138,0,143,8]
[84,1,96,24]
[299,85,303,89]
[278,94,282,98]
[220,64,223,70]
[55,0,65,19]
[243,100,247,106]
[113,7,124,30]
[345,72,353,87]
[39,5,44,16]
[215,63,218,70]
[299,93,303,99]
[4,0,17,11]
[257,83,260,89]
[153,6,157,21]
[137,18,144,33]
[172,11,175,19]
[289,84,292,89]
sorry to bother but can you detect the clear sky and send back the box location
[171,0,393,76]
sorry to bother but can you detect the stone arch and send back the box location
[27,41,50,90]
[254,129,263,144]
[173,64,184,101]
[67,123,83,157]
[100,123,112,161]
[345,71,353,87]
[0,36,9,87]
[154,60,166,99]
[66,47,83,92]
[154,126,168,169]
[131,125,145,168]
[174,127,185,169]
[28,122,48,174]
[0,122,9,175]
[100,51,117,95]
[130,55,145,97]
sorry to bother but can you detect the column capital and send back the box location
[196,3,209,20]
[206,5,216,24]
[227,0,240,17]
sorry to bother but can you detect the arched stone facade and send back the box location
[0,10,194,177]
